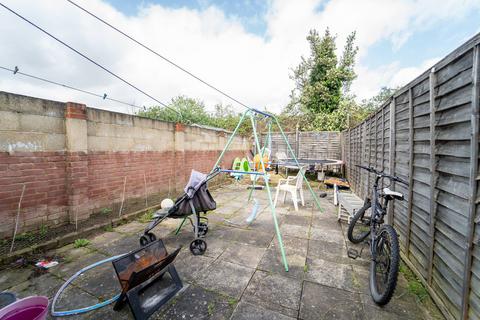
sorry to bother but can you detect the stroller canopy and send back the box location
[185,170,208,198]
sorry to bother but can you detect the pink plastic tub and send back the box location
[0,296,48,320]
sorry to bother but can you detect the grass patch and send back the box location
[207,302,215,316]
[399,261,428,302]
[227,297,238,307]
[137,210,155,223]
[304,264,308,273]
[74,238,90,248]
[103,225,114,232]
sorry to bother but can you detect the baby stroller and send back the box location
[139,168,220,255]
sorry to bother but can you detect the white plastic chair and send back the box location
[274,168,305,211]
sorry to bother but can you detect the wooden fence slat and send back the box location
[427,68,438,285]
[461,44,480,320]
[388,99,396,224]
[406,88,414,256]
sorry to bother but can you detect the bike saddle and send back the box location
[383,188,404,200]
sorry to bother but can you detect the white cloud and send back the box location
[0,0,478,114]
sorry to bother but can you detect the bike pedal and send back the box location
[347,248,360,259]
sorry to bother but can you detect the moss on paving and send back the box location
[399,261,444,319]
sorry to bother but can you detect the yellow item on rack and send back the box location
[253,153,269,172]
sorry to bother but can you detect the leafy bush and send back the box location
[74,239,90,248]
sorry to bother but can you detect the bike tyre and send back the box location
[347,202,371,244]
[369,224,400,306]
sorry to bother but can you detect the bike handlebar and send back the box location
[355,165,409,186]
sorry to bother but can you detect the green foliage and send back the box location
[137,96,252,135]
[227,297,238,307]
[360,86,398,110]
[289,28,358,115]
[282,28,376,131]
[400,261,429,302]
[15,232,35,242]
[207,302,215,316]
[39,225,48,237]
[137,209,155,223]
[103,225,114,232]
[100,207,112,215]
[73,238,90,248]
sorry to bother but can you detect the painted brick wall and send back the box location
[0,91,250,238]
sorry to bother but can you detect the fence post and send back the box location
[374,111,378,170]
[381,108,385,171]
[295,124,300,157]
[461,44,480,320]
[387,99,396,224]
[427,67,438,285]
[406,88,414,257]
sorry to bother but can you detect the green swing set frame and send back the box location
[176,108,323,271]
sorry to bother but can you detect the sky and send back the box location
[0,0,479,114]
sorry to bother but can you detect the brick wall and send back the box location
[0,91,250,238]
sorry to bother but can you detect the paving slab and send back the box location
[50,251,108,279]
[195,260,255,299]
[231,228,274,248]
[10,272,63,299]
[94,234,141,256]
[305,257,355,292]
[230,301,296,320]
[202,236,232,259]
[243,270,302,318]
[219,243,266,268]
[360,293,423,320]
[0,267,33,290]
[88,231,125,248]
[73,260,122,298]
[153,284,235,320]
[299,281,363,320]
[174,249,215,282]
[282,214,311,227]
[50,284,130,320]
[258,236,308,279]
[113,221,146,234]
[279,223,310,239]
[310,226,344,243]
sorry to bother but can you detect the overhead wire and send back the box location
[66,0,253,112]
[0,2,182,118]
[0,65,144,111]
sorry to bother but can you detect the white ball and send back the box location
[161,198,174,209]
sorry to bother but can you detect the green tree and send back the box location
[137,97,255,136]
[360,86,398,110]
[289,28,358,115]
[137,95,213,125]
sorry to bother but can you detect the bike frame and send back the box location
[368,174,391,261]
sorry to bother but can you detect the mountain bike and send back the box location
[347,165,408,305]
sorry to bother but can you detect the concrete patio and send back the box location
[0,183,442,319]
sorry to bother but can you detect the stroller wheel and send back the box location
[139,235,150,247]
[146,232,157,242]
[190,239,207,255]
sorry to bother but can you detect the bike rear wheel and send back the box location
[369,224,400,305]
[347,202,371,244]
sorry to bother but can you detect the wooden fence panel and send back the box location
[262,131,341,161]
[342,33,480,320]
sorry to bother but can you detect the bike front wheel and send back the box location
[369,224,400,305]
[347,202,371,244]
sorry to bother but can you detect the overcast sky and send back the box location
[1,0,479,114]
